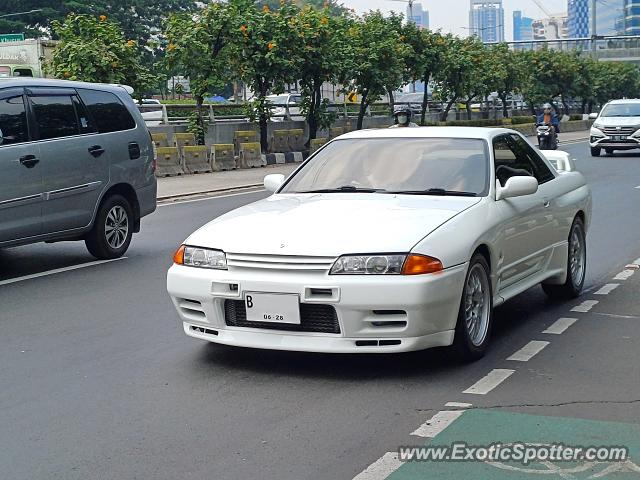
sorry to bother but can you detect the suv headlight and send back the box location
[330,254,442,275]
[173,245,227,269]
[592,123,604,130]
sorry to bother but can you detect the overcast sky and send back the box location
[342,0,567,41]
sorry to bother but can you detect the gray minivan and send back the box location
[0,78,156,259]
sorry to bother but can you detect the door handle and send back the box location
[543,199,550,208]
[88,145,105,157]
[19,154,39,168]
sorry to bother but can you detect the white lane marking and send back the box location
[507,340,550,362]
[571,300,599,312]
[411,410,465,438]
[614,270,635,281]
[444,402,473,409]
[635,186,640,189]
[595,283,620,295]
[0,258,127,286]
[463,369,515,395]
[353,452,402,480]
[543,318,578,335]
[158,188,266,207]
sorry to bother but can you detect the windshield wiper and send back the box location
[298,185,384,193]
[385,188,477,197]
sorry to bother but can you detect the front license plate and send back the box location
[611,135,627,141]
[244,292,301,324]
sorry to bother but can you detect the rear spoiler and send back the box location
[541,150,574,172]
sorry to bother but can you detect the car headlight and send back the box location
[330,254,442,275]
[592,123,604,130]
[173,245,227,269]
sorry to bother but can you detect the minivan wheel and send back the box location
[85,194,133,259]
[453,253,493,362]
[542,217,586,300]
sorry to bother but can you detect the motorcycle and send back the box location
[536,123,558,150]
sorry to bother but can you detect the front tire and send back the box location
[605,148,614,155]
[590,146,601,157]
[453,254,493,362]
[85,194,133,260]
[542,217,586,300]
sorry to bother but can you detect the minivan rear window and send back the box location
[77,89,136,133]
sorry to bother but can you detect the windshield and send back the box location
[280,137,489,196]
[600,103,640,117]
[267,95,289,106]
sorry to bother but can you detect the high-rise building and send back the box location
[532,14,569,40]
[567,0,627,37]
[469,0,505,43]
[513,11,534,41]
[407,2,430,30]
[627,0,640,34]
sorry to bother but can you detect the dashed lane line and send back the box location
[614,270,635,281]
[595,283,620,295]
[0,257,127,286]
[352,452,402,480]
[571,300,599,313]
[543,317,578,335]
[506,340,550,362]
[411,410,465,438]
[463,369,515,395]
[444,402,473,409]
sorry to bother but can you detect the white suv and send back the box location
[590,99,640,156]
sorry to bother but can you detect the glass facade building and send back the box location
[407,2,430,30]
[513,10,534,41]
[568,0,631,37]
[469,0,505,43]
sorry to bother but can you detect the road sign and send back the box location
[0,34,25,43]
[348,92,358,103]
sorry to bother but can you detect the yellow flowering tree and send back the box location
[48,13,154,97]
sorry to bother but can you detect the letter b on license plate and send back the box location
[244,292,301,324]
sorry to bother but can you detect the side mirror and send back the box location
[496,176,538,201]
[264,174,285,193]
[588,112,598,120]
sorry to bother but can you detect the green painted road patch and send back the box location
[389,409,640,479]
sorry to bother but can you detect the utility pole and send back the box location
[591,0,597,56]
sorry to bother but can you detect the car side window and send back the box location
[509,134,555,184]
[30,95,80,140]
[493,135,534,187]
[77,89,136,133]
[72,95,95,134]
[0,93,28,146]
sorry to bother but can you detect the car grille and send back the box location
[602,127,636,136]
[225,253,336,272]
[224,299,340,334]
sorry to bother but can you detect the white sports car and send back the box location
[167,127,591,359]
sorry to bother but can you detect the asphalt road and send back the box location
[1,140,640,480]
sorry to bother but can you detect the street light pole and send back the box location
[591,0,597,56]
[388,0,415,23]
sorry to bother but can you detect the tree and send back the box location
[255,0,349,16]
[347,11,409,130]
[489,44,525,118]
[48,13,154,97]
[433,36,485,121]
[402,25,449,124]
[234,2,304,152]
[165,1,242,143]
[292,6,351,142]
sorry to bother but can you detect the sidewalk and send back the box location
[157,129,590,201]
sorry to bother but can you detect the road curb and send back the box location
[157,183,264,203]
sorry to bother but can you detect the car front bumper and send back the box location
[166,263,468,353]
[589,128,640,150]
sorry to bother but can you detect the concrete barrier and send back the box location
[288,129,305,152]
[310,137,328,154]
[155,147,184,177]
[182,145,212,174]
[239,142,266,168]
[234,130,258,155]
[329,127,344,139]
[212,144,237,171]
[151,133,170,148]
[173,133,197,152]
[271,130,290,153]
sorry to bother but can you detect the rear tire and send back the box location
[542,217,586,300]
[590,146,601,157]
[85,194,133,260]
[453,254,493,362]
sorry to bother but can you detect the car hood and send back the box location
[185,193,481,256]
[594,117,640,128]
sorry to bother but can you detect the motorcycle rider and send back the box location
[390,105,418,128]
[537,103,560,135]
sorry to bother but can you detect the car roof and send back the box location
[339,126,512,141]
[0,77,131,96]
[607,99,640,104]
